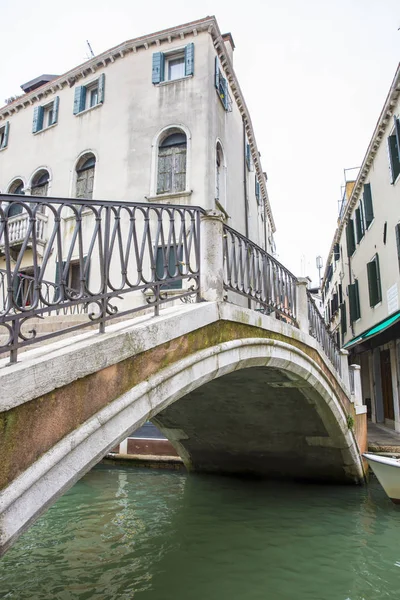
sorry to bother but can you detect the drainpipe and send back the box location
[242,117,249,239]
[242,117,251,309]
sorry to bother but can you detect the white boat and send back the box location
[364,452,400,503]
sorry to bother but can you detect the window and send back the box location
[157,131,186,194]
[31,170,49,213]
[31,170,49,197]
[363,183,374,228]
[245,144,252,171]
[155,245,183,289]
[255,178,261,204]
[54,257,90,301]
[214,57,232,111]
[355,204,365,243]
[0,121,10,149]
[7,179,24,217]
[32,97,59,133]
[333,243,340,261]
[348,280,361,323]
[75,154,96,199]
[73,74,105,115]
[345,218,356,257]
[367,254,382,307]
[388,116,400,184]
[152,43,194,84]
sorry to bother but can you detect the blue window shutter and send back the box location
[215,56,220,89]
[152,52,164,84]
[1,121,9,148]
[52,96,60,125]
[246,144,251,169]
[185,43,194,76]
[73,86,86,114]
[255,179,260,202]
[32,106,44,133]
[98,73,105,103]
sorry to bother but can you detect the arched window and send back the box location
[31,170,49,197]
[157,131,186,194]
[7,179,24,217]
[75,154,96,200]
[215,142,226,208]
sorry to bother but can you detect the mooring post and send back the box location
[200,210,225,302]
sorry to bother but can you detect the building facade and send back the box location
[0,16,275,308]
[322,63,400,430]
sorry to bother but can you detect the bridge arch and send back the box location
[0,305,365,555]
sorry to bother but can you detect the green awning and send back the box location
[343,309,400,349]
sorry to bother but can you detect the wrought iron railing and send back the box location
[307,290,341,375]
[0,195,202,362]
[223,225,297,324]
[0,195,343,377]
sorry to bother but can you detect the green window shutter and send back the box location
[340,302,347,336]
[184,43,194,76]
[346,219,356,256]
[73,86,86,114]
[32,106,44,133]
[1,121,10,149]
[98,73,105,104]
[152,52,164,84]
[215,56,220,89]
[395,116,400,154]
[367,255,382,307]
[359,200,365,235]
[52,96,59,125]
[388,134,400,184]
[355,207,364,243]
[155,246,182,290]
[349,280,360,323]
[363,183,374,227]
[396,224,400,273]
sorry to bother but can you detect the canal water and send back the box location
[1,465,400,600]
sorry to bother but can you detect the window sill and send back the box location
[393,173,400,186]
[146,190,192,203]
[75,102,103,117]
[155,75,193,87]
[371,301,382,309]
[33,122,58,136]
[0,146,7,152]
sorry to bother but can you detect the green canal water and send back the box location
[1,465,400,600]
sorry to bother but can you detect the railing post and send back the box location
[349,364,363,406]
[340,349,350,391]
[200,210,224,302]
[295,277,309,333]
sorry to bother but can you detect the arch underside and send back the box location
[154,365,353,483]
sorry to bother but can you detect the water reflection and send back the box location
[1,466,400,600]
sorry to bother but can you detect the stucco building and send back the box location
[0,16,275,305]
[322,63,400,430]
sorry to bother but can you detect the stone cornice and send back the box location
[0,15,275,233]
[322,62,400,287]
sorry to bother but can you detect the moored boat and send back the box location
[364,452,400,503]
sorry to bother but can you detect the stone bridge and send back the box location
[0,196,367,556]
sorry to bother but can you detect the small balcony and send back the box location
[0,211,48,250]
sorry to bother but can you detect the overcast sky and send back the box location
[1,0,399,283]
